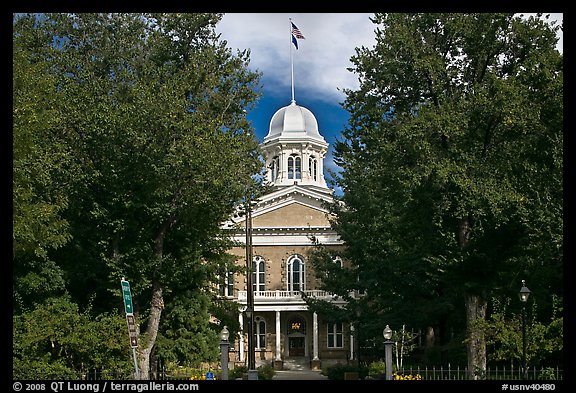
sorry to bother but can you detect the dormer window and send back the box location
[271,156,280,182]
[288,154,301,180]
[309,156,318,181]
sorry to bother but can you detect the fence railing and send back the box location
[20,365,563,380]
[396,365,563,380]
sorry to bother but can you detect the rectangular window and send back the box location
[327,322,344,348]
[258,334,266,348]
[258,271,265,291]
[218,271,234,297]
[227,271,234,297]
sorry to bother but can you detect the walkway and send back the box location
[272,369,328,380]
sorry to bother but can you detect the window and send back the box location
[327,322,344,348]
[332,255,343,268]
[288,156,294,179]
[271,156,279,182]
[309,156,317,181]
[288,154,301,180]
[288,317,306,334]
[287,255,305,291]
[322,255,343,280]
[295,156,301,179]
[252,256,266,292]
[218,270,234,297]
[254,317,266,349]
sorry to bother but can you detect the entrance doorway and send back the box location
[288,336,305,357]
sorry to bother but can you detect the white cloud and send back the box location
[216,13,375,104]
[216,13,562,106]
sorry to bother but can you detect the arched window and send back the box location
[271,156,279,182]
[288,156,294,179]
[295,156,301,179]
[287,255,306,291]
[309,156,317,181]
[321,255,343,281]
[252,255,266,292]
[254,316,266,349]
[288,154,301,180]
[332,255,343,268]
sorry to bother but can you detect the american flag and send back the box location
[291,22,305,40]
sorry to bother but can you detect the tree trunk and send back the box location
[465,294,487,380]
[138,279,163,380]
[137,218,172,379]
[459,216,487,379]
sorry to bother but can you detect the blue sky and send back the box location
[215,13,563,194]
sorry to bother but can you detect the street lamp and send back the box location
[244,307,258,380]
[245,197,258,380]
[383,325,393,380]
[519,280,531,380]
[220,326,230,380]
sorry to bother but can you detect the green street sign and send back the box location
[121,279,134,315]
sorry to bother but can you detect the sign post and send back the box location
[121,278,140,379]
[121,279,134,314]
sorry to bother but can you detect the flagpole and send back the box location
[290,18,295,103]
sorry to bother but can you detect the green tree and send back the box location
[13,14,77,311]
[13,296,132,379]
[13,13,264,379]
[312,13,562,378]
[485,295,563,369]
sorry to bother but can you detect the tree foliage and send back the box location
[13,12,264,377]
[13,296,132,379]
[485,295,563,367]
[309,13,563,371]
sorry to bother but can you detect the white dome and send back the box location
[264,101,325,143]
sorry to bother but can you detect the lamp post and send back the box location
[245,199,258,380]
[519,280,531,380]
[220,326,230,380]
[356,309,362,368]
[245,307,258,380]
[383,325,393,380]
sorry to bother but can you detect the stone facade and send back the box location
[221,100,358,370]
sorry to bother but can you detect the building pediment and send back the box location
[222,184,337,230]
[252,200,330,228]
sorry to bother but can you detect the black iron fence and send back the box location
[19,364,563,381]
[395,365,563,380]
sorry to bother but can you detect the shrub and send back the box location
[257,364,275,380]
[324,363,362,380]
[367,360,387,379]
[229,365,247,380]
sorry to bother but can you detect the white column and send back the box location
[350,324,355,360]
[302,148,309,182]
[238,312,245,362]
[313,312,319,361]
[319,155,326,186]
[275,310,282,361]
[280,148,288,183]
